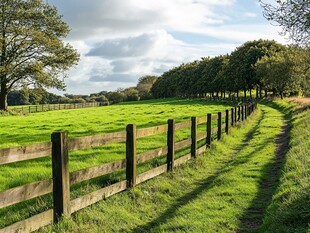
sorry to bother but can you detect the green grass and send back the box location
[38,102,288,232]
[2,98,308,232]
[259,100,310,233]
[0,98,231,148]
[0,98,231,190]
[0,98,233,229]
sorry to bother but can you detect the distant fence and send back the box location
[0,102,257,233]
[9,101,109,114]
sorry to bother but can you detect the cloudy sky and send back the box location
[48,0,285,95]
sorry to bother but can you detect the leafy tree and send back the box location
[0,0,79,110]
[201,56,228,97]
[7,89,29,105]
[136,75,158,100]
[256,49,299,98]
[105,91,127,104]
[123,87,139,101]
[260,0,310,45]
[228,39,285,98]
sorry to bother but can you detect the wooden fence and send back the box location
[9,102,108,114]
[0,102,257,233]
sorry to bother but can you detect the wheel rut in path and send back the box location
[237,117,290,233]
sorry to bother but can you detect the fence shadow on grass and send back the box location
[130,109,267,233]
[237,102,292,233]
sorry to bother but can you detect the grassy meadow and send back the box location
[41,100,290,232]
[1,98,309,232]
[0,98,233,228]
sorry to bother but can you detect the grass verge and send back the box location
[259,99,310,233]
[38,102,286,232]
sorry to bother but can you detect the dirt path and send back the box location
[238,118,290,232]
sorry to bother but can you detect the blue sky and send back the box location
[48,0,285,95]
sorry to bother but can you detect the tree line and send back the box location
[7,74,158,106]
[151,39,310,99]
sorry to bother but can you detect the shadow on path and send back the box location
[131,109,266,233]
[237,104,290,233]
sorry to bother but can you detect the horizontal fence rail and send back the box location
[0,102,258,233]
[9,102,108,114]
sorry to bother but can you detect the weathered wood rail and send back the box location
[0,102,257,233]
[9,102,108,114]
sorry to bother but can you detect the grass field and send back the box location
[41,99,310,233]
[0,98,231,148]
[1,98,309,232]
[0,98,233,229]
[40,101,288,232]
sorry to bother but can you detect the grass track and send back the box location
[39,102,290,232]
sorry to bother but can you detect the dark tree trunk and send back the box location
[256,86,259,99]
[250,89,252,98]
[265,89,268,98]
[0,83,8,111]
[244,89,247,101]
[237,90,239,98]
[259,85,262,99]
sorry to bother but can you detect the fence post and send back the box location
[126,124,136,188]
[225,110,229,134]
[245,104,247,120]
[238,106,241,121]
[167,119,175,171]
[231,108,234,126]
[51,131,71,223]
[191,117,197,158]
[217,112,222,140]
[234,107,237,123]
[206,114,212,147]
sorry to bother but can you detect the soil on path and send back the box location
[238,119,290,233]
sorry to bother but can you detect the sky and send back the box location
[48,0,286,95]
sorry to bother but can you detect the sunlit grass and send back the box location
[40,102,288,232]
[259,99,310,233]
[0,98,233,229]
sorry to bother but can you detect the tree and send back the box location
[260,0,310,45]
[136,75,158,100]
[228,39,285,98]
[7,89,28,105]
[123,87,140,101]
[0,0,79,111]
[256,49,299,99]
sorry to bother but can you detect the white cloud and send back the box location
[47,0,287,95]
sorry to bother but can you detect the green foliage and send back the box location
[228,39,285,94]
[151,40,309,99]
[123,87,140,101]
[256,49,295,98]
[105,91,127,104]
[0,0,80,110]
[137,75,158,100]
[260,0,310,45]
